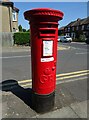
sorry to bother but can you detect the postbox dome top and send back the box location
[24,8,64,21]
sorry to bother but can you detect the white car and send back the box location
[58,36,72,43]
[58,36,61,42]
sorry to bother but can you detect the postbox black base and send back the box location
[31,91,55,113]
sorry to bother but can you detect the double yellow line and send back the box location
[18,69,89,87]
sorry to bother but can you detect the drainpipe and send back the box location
[8,6,14,46]
[8,6,12,32]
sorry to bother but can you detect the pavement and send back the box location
[1,44,70,53]
[1,80,88,119]
[2,46,31,53]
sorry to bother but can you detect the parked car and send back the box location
[58,36,72,43]
[58,36,60,42]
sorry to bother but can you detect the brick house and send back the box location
[63,17,89,39]
[0,0,19,46]
[0,0,19,32]
[58,26,65,35]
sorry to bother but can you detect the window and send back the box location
[65,28,67,32]
[68,27,70,32]
[71,33,75,39]
[66,33,70,36]
[12,11,17,21]
[76,26,78,30]
[13,28,19,32]
[13,28,16,32]
[72,27,75,31]
[82,25,84,30]
[87,24,89,30]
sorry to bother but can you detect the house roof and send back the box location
[13,7,19,12]
[66,21,75,27]
[59,26,65,30]
[80,17,89,25]
[0,0,13,7]
[0,0,19,12]
[65,17,89,27]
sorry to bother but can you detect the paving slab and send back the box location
[2,92,37,118]
[2,46,31,53]
[36,106,79,118]
[1,80,88,119]
[70,100,88,118]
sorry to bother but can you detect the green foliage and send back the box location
[27,29,30,32]
[22,29,26,32]
[58,30,64,36]
[73,34,86,42]
[72,38,79,42]
[18,25,23,32]
[14,32,30,46]
[79,34,86,42]
[74,30,82,40]
[60,34,64,36]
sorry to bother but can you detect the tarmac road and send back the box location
[2,42,87,81]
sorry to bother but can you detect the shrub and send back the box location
[72,38,79,42]
[73,34,86,42]
[14,32,30,46]
[79,34,86,42]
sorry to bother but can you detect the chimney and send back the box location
[77,18,81,21]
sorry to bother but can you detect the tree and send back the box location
[22,29,26,32]
[75,30,83,39]
[27,29,30,32]
[18,25,23,32]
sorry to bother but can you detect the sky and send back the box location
[14,2,87,30]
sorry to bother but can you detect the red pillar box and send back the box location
[24,8,64,113]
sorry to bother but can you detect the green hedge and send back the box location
[73,34,86,42]
[14,32,30,45]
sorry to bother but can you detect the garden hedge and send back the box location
[14,32,30,45]
[72,34,86,42]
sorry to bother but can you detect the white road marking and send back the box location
[0,55,31,59]
[56,76,87,84]
[76,52,88,55]
[72,42,86,45]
